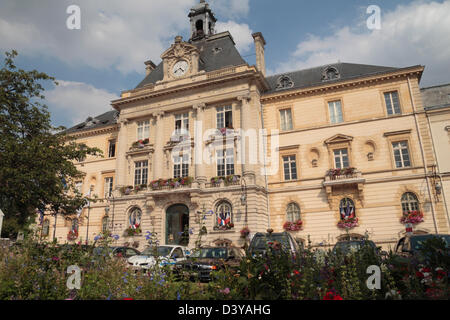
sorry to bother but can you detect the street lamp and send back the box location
[85,185,94,244]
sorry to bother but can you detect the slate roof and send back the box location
[264,63,420,94]
[135,32,247,89]
[63,110,119,135]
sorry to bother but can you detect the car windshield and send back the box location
[191,248,227,259]
[93,247,114,255]
[334,241,375,252]
[141,246,172,257]
[252,234,290,250]
[410,235,450,251]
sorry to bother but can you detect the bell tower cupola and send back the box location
[189,0,217,41]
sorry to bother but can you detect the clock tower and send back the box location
[189,0,217,41]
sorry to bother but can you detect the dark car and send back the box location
[248,231,300,258]
[394,234,450,262]
[93,246,141,259]
[173,246,243,282]
[332,240,378,256]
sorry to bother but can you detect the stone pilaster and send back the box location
[153,111,165,180]
[116,118,128,189]
[238,95,256,184]
[194,103,206,187]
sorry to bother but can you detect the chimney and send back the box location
[252,32,266,77]
[144,60,156,76]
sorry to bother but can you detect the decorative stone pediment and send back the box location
[161,36,200,81]
[325,134,354,145]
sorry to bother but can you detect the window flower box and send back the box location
[283,220,303,232]
[400,211,424,225]
[131,138,150,149]
[124,224,142,237]
[214,222,234,231]
[337,217,359,229]
[326,167,357,178]
[210,175,240,186]
[120,186,134,195]
[67,230,78,241]
[150,177,193,190]
[133,184,147,193]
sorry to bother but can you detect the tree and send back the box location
[0,50,102,238]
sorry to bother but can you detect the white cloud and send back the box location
[210,0,250,19]
[0,0,254,75]
[45,80,119,126]
[216,21,253,54]
[274,0,450,86]
[0,0,197,74]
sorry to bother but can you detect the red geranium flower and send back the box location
[323,290,343,300]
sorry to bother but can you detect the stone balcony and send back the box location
[323,170,365,187]
[323,169,366,208]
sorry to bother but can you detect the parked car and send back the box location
[173,246,243,282]
[248,231,301,258]
[93,246,141,259]
[128,245,189,272]
[331,240,379,256]
[394,234,450,263]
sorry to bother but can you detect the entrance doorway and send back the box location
[166,204,189,246]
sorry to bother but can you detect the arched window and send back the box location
[129,208,142,228]
[286,203,301,222]
[322,66,340,81]
[42,219,50,236]
[215,201,233,229]
[401,192,419,213]
[102,216,109,233]
[339,198,356,220]
[196,19,204,33]
[71,218,79,233]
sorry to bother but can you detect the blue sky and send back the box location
[1,0,449,128]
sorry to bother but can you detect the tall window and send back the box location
[217,106,233,129]
[217,149,234,176]
[280,109,293,131]
[108,140,116,158]
[328,100,343,124]
[392,141,411,168]
[104,177,113,198]
[174,154,189,178]
[42,220,50,236]
[384,91,401,115]
[339,198,356,220]
[137,120,150,140]
[286,203,301,222]
[334,148,349,169]
[401,192,419,212]
[215,201,233,229]
[283,155,298,181]
[102,216,109,233]
[175,113,189,135]
[134,161,148,186]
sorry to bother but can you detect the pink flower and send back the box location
[220,288,230,295]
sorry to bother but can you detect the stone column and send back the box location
[238,95,256,184]
[116,118,129,189]
[193,103,206,187]
[152,111,165,180]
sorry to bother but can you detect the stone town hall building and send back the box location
[41,1,450,250]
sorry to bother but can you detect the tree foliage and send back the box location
[0,50,102,237]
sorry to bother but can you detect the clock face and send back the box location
[172,60,189,77]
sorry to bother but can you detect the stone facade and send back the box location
[42,1,450,251]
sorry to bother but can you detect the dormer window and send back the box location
[276,75,294,90]
[322,66,340,81]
